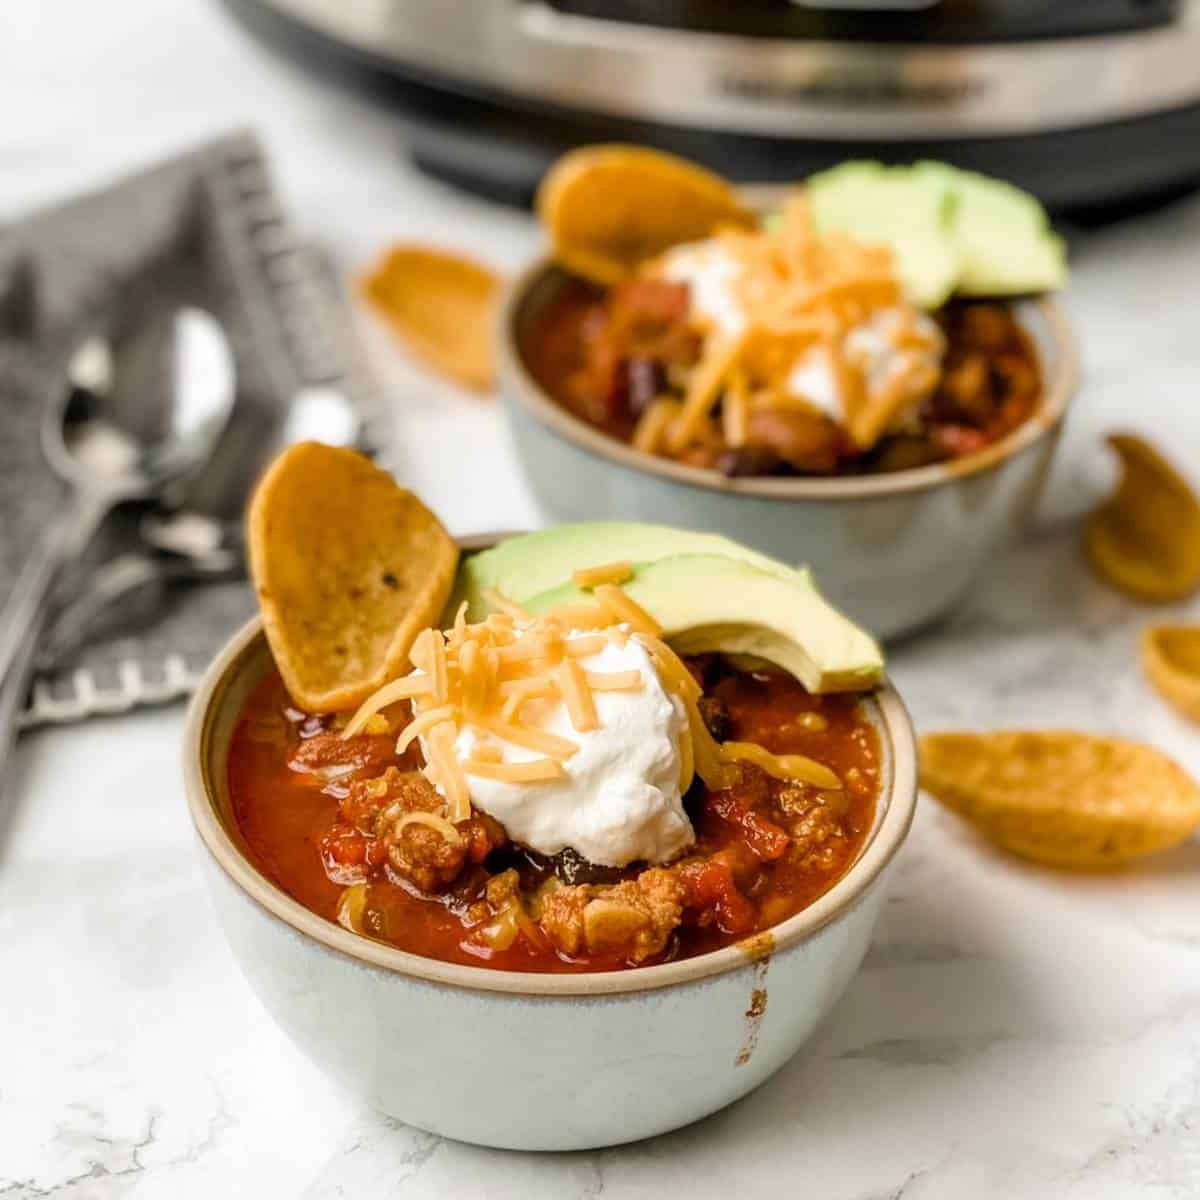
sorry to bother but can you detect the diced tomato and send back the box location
[320,824,368,868]
[706,790,791,861]
[319,823,389,883]
[676,859,756,936]
[933,423,990,458]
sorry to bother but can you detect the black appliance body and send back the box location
[225,0,1200,211]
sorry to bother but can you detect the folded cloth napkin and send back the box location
[0,130,387,727]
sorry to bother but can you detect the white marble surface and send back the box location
[4,3,1200,1197]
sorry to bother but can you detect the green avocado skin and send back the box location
[454,530,884,694]
[451,522,800,619]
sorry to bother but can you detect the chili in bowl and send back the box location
[185,449,917,1150]
[498,150,1078,638]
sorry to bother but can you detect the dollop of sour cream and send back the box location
[661,241,747,338]
[444,632,695,868]
[660,241,943,427]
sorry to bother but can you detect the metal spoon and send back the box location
[33,381,363,675]
[139,380,362,559]
[0,308,235,759]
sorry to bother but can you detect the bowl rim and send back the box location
[497,255,1080,502]
[184,606,918,999]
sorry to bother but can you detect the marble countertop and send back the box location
[4,3,1200,1197]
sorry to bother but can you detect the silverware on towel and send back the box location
[33,381,364,673]
[0,310,235,784]
[139,380,362,557]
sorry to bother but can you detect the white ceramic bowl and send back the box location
[185,611,917,1151]
[498,260,1080,639]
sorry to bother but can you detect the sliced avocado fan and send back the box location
[524,554,883,694]
[805,160,1067,308]
[912,161,1067,298]
[807,161,962,310]
[452,521,801,620]
[451,525,883,693]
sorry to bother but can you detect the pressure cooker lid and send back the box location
[550,0,1181,43]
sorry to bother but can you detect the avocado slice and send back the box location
[452,521,801,620]
[913,161,1067,297]
[808,161,963,309]
[524,554,884,694]
[807,160,1066,307]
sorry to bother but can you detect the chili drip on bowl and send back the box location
[228,571,881,973]
[521,196,1043,479]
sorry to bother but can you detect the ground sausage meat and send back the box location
[289,730,397,780]
[328,768,507,893]
[340,767,441,834]
[776,784,849,872]
[386,824,471,894]
[386,813,507,895]
[538,867,685,963]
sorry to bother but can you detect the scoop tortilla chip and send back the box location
[536,144,755,286]
[1085,433,1200,602]
[920,730,1200,870]
[248,443,459,712]
[1142,625,1200,724]
[362,245,500,392]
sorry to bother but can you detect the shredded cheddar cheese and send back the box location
[654,196,943,456]
[474,715,579,760]
[632,398,681,454]
[668,330,749,453]
[676,716,694,793]
[556,657,599,732]
[360,713,390,736]
[342,674,433,738]
[342,576,843,831]
[395,705,456,755]
[634,633,700,703]
[464,756,566,783]
[632,630,732,791]
[571,561,634,589]
[720,741,842,790]
[499,677,558,721]
[394,811,463,845]
[593,584,662,635]
[425,720,470,821]
[541,601,612,630]
[584,669,641,691]
[562,633,607,658]
[721,366,749,448]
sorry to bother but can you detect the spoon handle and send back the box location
[0,490,110,694]
[0,522,72,690]
[0,613,41,800]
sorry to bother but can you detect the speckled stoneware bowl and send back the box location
[184,574,917,1152]
[498,260,1080,639]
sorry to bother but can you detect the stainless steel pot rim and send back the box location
[499,255,1080,503]
[185,615,918,999]
[256,0,1200,139]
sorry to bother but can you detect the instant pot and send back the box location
[225,0,1200,210]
